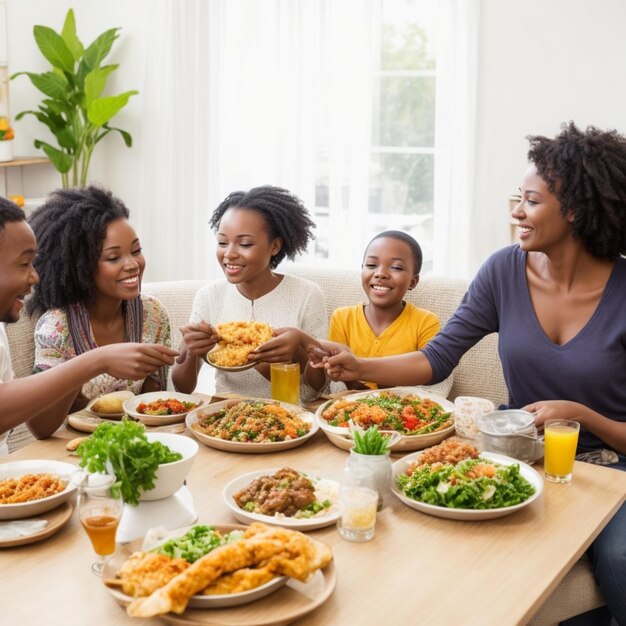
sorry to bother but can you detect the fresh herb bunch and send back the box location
[154,525,243,563]
[352,426,392,455]
[77,418,182,506]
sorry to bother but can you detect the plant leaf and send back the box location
[61,8,84,61]
[33,25,75,73]
[84,65,118,107]
[83,28,120,70]
[87,90,138,126]
[97,124,133,147]
[33,140,73,173]
[12,71,68,99]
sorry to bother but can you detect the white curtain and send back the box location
[138,0,478,282]
[432,0,480,277]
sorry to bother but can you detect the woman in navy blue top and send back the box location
[313,123,626,625]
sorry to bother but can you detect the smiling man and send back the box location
[0,198,178,454]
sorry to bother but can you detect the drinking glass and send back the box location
[270,362,300,405]
[544,420,580,484]
[75,473,123,575]
[337,463,378,542]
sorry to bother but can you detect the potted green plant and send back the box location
[11,8,137,187]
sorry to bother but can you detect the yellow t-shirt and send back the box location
[328,302,441,389]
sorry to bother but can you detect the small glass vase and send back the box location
[348,449,392,510]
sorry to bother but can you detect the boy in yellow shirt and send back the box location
[329,231,441,389]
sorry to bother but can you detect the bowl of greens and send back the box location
[77,420,198,505]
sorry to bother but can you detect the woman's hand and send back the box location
[251,328,305,363]
[524,400,586,429]
[308,340,362,381]
[179,321,220,358]
[98,343,179,380]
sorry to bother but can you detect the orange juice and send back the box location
[270,363,300,405]
[80,515,119,555]
[544,422,580,482]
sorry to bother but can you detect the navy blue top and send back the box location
[422,246,626,450]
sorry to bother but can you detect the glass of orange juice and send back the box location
[270,362,300,405]
[75,473,123,575]
[544,419,580,483]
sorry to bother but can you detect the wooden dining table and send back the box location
[3,399,626,626]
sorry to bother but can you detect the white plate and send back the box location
[0,460,78,520]
[223,468,340,531]
[315,387,456,452]
[86,390,135,419]
[391,451,543,520]
[203,347,257,372]
[103,524,288,608]
[186,400,318,453]
[124,392,204,426]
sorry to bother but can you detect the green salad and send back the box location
[396,457,536,510]
[153,525,244,563]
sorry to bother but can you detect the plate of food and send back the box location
[315,387,455,452]
[103,521,335,620]
[124,392,204,426]
[186,399,318,453]
[86,390,135,419]
[0,502,74,548]
[203,321,273,372]
[391,438,543,521]
[223,467,340,531]
[0,460,78,520]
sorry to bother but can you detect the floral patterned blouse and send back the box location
[33,295,171,400]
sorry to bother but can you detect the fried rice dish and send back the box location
[0,473,67,504]
[192,400,311,442]
[207,321,273,367]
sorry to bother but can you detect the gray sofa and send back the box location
[5,264,604,624]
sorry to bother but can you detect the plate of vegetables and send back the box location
[223,467,340,531]
[123,392,204,426]
[314,388,455,452]
[391,440,542,520]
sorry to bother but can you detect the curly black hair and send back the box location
[365,230,423,274]
[0,196,25,234]
[26,186,130,315]
[209,186,315,269]
[527,122,626,260]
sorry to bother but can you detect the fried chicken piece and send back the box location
[202,566,275,595]
[109,552,190,597]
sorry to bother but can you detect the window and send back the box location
[312,0,437,271]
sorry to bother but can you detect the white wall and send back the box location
[471,0,626,273]
[5,0,626,278]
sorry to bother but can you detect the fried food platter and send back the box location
[103,522,337,625]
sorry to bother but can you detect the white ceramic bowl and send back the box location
[139,433,198,501]
[0,460,78,520]
[123,391,204,426]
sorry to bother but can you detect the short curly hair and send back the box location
[209,186,315,269]
[365,230,423,274]
[527,122,626,260]
[0,197,25,235]
[27,186,130,315]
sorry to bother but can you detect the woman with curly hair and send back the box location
[172,185,327,400]
[312,123,626,625]
[28,186,172,413]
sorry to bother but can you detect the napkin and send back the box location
[0,519,48,540]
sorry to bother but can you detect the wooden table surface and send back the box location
[3,407,626,626]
